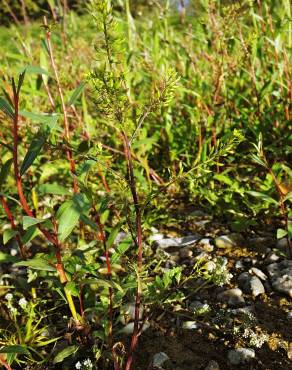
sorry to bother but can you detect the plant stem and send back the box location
[43,16,78,194]
[0,195,26,257]
[0,355,12,370]
[122,131,143,370]
[10,75,80,323]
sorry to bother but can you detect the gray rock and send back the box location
[154,235,200,249]
[179,247,193,258]
[205,360,220,370]
[215,235,235,249]
[238,272,265,297]
[249,267,267,281]
[277,238,290,252]
[235,260,244,269]
[182,321,199,330]
[228,348,255,365]
[265,252,280,264]
[267,260,292,297]
[152,352,170,367]
[198,238,214,252]
[217,288,245,307]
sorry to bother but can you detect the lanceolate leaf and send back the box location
[20,65,50,76]
[0,345,29,354]
[38,183,71,196]
[68,81,86,106]
[0,158,13,189]
[53,345,78,364]
[0,97,14,119]
[20,132,47,176]
[247,191,278,205]
[3,229,18,245]
[14,258,56,271]
[23,216,44,230]
[57,201,80,242]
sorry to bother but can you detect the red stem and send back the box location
[122,132,143,370]
[0,196,26,257]
[0,355,12,370]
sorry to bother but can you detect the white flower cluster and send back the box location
[75,358,93,369]
[242,328,269,348]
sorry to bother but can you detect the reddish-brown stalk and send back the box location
[11,76,68,284]
[93,208,114,346]
[0,195,26,257]
[122,132,143,370]
[0,355,12,370]
[43,16,78,194]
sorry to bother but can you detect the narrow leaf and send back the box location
[53,345,78,364]
[0,97,14,119]
[38,183,71,196]
[0,158,13,189]
[0,345,29,354]
[20,132,47,176]
[57,202,80,242]
[68,81,86,106]
[3,229,18,245]
[23,216,44,230]
[14,258,56,271]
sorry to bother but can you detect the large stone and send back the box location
[152,352,170,367]
[238,272,265,297]
[154,235,200,249]
[227,348,255,365]
[205,360,220,370]
[267,260,292,297]
[217,288,245,307]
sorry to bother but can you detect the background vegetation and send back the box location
[0,0,291,369]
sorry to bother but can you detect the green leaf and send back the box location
[283,191,292,202]
[19,110,59,128]
[250,154,266,168]
[3,229,18,245]
[20,65,50,76]
[0,158,13,189]
[22,225,40,244]
[65,281,79,297]
[0,345,29,354]
[20,132,47,175]
[0,251,18,263]
[53,345,78,364]
[14,258,55,271]
[277,228,287,239]
[38,183,71,196]
[0,97,14,119]
[214,173,233,186]
[246,191,278,205]
[68,81,86,106]
[106,222,123,249]
[57,201,80,242]
[23,216,44,230]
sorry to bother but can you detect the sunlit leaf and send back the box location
[53,345,78,364]
[14,258,55,271]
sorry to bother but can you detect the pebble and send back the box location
[267,260,292,297]
[264,252,280,264]
[182,321,199,330]
[238,272,265,297]
[217,288,245,307]
[179,247,193,258]
[198,238,214,252]
[227,348,255,365]
[215,235,235,249]
[154,235,200,249]
[152,352,170,367]
[249,267,267,281]
[205,360,220,370]
[235,260,244,269]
